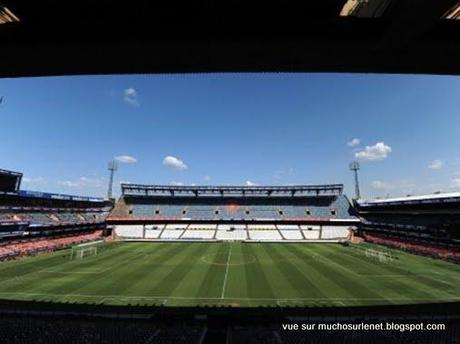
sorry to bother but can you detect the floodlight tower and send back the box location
[107,160,118,199]
[349,161,361,200]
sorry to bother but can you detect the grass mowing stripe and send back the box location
[285,244,390,305]
[148,244,208,298]
[349,244,460,288]
[196,242,228,299]
[320,245,453,300]
[277,245,356,300]
[241,243,276,302]
[0,242,458,307]
[76,243,176,298]
[0,244,137,294]
[27,243,151,297]
[168,244,219,304]
[261,244,324,299]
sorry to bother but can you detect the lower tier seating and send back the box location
[0,231,102,260]
[114,224,351,242]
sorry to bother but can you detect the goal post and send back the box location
[69,241,101,260]
[364,248,394,263]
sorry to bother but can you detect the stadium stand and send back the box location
[356,193,460,262]
[160,229,185,239]
[0,169,111,261]
[0,315,206,344]
[0,311,458,344]
[0,231,102,260]
[182,230,216,240]
[114,225,144,239]
[109,184,357,243]
[248,229,282,241]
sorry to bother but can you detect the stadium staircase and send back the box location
[300,229,307,240]
[158,226,167,239]
[276,226,286,240]
[108,198,129,218]
[177,224,190,239]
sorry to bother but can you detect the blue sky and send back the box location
[1,73,460,199]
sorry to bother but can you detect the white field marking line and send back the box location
[38,270,101,274]
[0,275,29,287]
[0,292,459,302]
[220,243,232,299]
[357,274,455,287]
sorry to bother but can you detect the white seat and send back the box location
[160,229,184,239]
[144,229,162,238]
[302,230,320,239]
[248,230,282,240]
[115,225,143,238]
[321,226,349,239]
[215,229,247,240]
[280,230,303,240]
[182,230,215,239]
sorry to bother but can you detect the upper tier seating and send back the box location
[124,195,356,221]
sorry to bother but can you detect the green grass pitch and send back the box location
[0,242,459,307]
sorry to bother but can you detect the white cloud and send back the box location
[355,142,392,161]
[347,138,360,147]
[451,178,460,188]
[204,175,211,181]
[163,156,188,170]
[273,167,294,180]
[245,180,258,186]
[58,180,79,187]
[170,181,184,186]
[428,159,444,170]
[58,177,105,188]
[115,155,137,164]
[371,180,391,190]
[123,87,140,106]
[22,177,46,185]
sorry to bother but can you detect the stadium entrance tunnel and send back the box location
[201,253,256,266]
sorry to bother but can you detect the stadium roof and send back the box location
[121,184,344,197]
[16,190,105,203]
[0,168,22,177]
[2,0,460,77]
[358,191,460,206]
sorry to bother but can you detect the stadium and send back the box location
[0,165,459,342]
[2,0,460,339]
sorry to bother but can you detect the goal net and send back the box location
[365,248,393,263]
[69,242,99,260]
